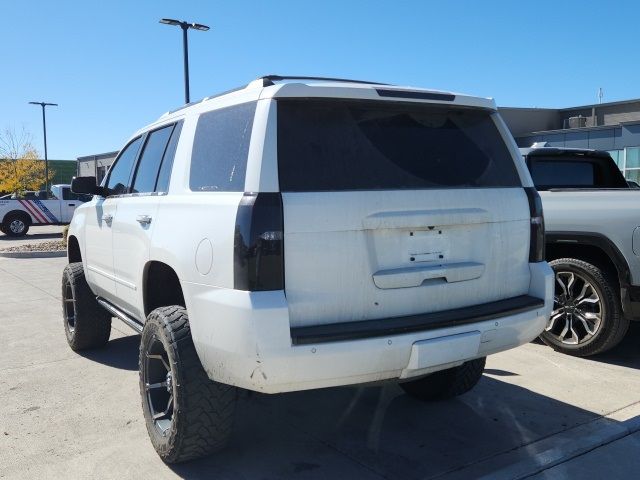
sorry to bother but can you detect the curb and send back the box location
[0,250,66,259]
[440,401,640,480]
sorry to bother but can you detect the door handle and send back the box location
[102,214,113,224]
[136,215,152,225]
[68,203,76,207]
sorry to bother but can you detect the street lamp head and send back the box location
[191,23,210,31]
[29,101,58,107]
[160,18,182,26]
[159,18,210,31]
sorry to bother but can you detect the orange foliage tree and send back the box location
[0,127,54,194]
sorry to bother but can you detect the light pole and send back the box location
[159,18,210,104]
[28,101,58,196]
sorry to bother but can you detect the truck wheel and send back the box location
[399,357,486,401]
[4,213,30,237]
[540,258,629,357]
[139,306,236,464]
[62,263,111,350]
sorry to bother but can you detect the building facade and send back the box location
[77,151,119,184]
[500,99,640,183]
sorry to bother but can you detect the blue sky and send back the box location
[2,0,640,160]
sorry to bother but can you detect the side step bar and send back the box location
[96,298,143,334]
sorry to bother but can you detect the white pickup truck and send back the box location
[521,146,640,356]
[0,184,87,237]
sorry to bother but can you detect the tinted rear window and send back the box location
[528,155,629,189]
[277,100,520,191]
[190,102,256,192]
[530,161,595,188]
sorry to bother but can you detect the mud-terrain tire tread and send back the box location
[140,305,236,464]
[540,258,629,357]
[400,357,486,401]
[62,262,111,350]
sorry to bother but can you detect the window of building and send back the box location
[607,150,624,169]
[189,102,256,192]
[625,147,640,169]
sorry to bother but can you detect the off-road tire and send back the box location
[62,262,111,350]
[400,357,486,401]
[540,258,628,357]
[139,306,236,464]
[4,213,30,237]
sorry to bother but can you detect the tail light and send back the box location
[524,187,545,262]
[233,192,285,291]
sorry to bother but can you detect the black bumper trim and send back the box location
[291,295,545,346]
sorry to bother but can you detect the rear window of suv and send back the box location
[277,99,521,191]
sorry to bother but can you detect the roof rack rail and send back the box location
[255,75,390,87]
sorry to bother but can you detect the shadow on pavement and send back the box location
[169,376,602,480]
[76,331,631,479]
[78,334,140,371]
[0,232,61,241]
[587,322,640,370]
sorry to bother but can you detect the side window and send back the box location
[131,125,174,194]
[105,137,143,195]
[189,102,256,192]
[155,122,183,193]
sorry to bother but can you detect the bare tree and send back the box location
[0,126,38,160]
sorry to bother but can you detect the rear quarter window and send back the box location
[528,155,629,189]
[189,102,256,192]
[277,99,521,191]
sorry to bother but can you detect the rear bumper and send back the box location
[184,262,553,394]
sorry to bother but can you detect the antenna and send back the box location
[598,87,604,104]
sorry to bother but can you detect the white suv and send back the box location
[65,75,553,463]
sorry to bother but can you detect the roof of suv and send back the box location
[152,75,497,128]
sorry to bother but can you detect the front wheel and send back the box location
[399,357,486,401]
[62,262,111,350]
[139,306,237,464]
[540,258,629,357]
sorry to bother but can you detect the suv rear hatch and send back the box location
[277,98,532,330]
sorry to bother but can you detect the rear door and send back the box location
[276,99,532,328]
[111,122,182,319]
[60,187,81,222]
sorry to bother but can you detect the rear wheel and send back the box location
[540,258,628,357]
[400,357,486,401]
[139,306,236,464]
[62,262,111,350]
[4,214,30,237]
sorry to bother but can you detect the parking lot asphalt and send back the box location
[1,252,640,479]
[0,225,64,249]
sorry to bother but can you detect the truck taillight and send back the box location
[525,187,545,262]
[233,192,284,291]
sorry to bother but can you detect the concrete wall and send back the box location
[499,108,560,137]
